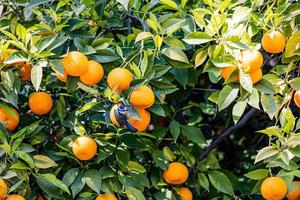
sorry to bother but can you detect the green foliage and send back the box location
[0,0,299,199]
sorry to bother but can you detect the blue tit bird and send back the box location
[113,105,137,132]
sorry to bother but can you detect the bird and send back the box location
[113,105,137,132]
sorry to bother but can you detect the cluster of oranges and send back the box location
[163,162,192,200]
[58,51,104,86]
[107,67,154,132]
[221,30,286,84]
[0,178,25,200]
[260,176,300,200]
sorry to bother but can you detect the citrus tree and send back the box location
[0,0,299,200]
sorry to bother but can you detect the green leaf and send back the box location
[117,0,130,10]
[255,80,275,94]
[181,125,206,145]
[40,174,70,194]
[254,146,279,164]
[208,171,234,195]
[169,120,181,141]
[239,71,253,93]
[116,147,130,168]
[217,85,239,111]
[16,24,27,43]
[162,18,185,35]
[285,30,300,58]
[162,47,189,64]
[258,126,282,137]
[232,101,247,124]
[159,0,178,9]
[125,187,146,200]
[135,32,153,43]
[31,61,46,91]
[128,161,147,173]
[15,151,35,168]
[33,155,57,169]
[194,49,208,67]
[152,150,169,170]
[244,169,269,180]
[289,77,300,91]
[199,173,210,191]
[83,169,102,194]
[183,32,214,45]
[261,93,277,119]
[63,168,79,187]
[248,89,260,109]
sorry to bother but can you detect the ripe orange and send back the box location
[242,49,263,73]
[220,66,239,82]
[19,63,32,81]
[80,60,104,86]
[95,194,118,200]
[128,108,151,132]
[294,91,300,108]
[287,181,300,200]
[57,71,68,82]
[261,177,287,200]
[0,107,19,131]
[249,68,262,84]
[129,86,155,108]
[163,162,189,185]
[178,187,193,200]
[29,92,53,115]
[62,51,89,76]
[110,105,151,132]
[107,68,133,93]
[262,31,286,53]
[72,136,97,161]
[0,178,8,198]
[5,195,25,200]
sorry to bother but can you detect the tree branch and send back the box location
[194,108,257,166]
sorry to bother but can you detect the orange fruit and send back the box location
[80,60,104,86]
[57,71,68,82]
[0,107,19,131]
[128,108,151,132]
[129,86,155,109]
[5,195,25,200]
[29,92,53,115]
[220,66,239,82]
[0,178,8,198]
[107,68,133,93]
[262,31,286,53]
[163,162,189,185]
[294,91,300,108]
[242,49,263,73]
[95,194,118,200]
[261,177,287,200]
[178,187,193,200]
[110,105,151,132]
[249,68,262,84]
[62,51,89,76]
[72,136,97,161]
[287,181,300,200]
[19,63,32,81]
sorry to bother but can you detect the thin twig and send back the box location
[194,108,257,166]
[192,88,219,92]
